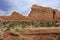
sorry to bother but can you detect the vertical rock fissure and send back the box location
[53,10,56,22]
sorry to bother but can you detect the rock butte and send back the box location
[0,4,60,22]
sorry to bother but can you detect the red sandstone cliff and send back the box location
[28,5,60,22]
[0,12,25,21]
[0,11,32,21]
[0,5,60,22]
[29,5,52,22]
[29,5,53,22]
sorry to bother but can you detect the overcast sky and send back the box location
[0,0,60,16]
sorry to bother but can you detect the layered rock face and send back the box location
[54,9,60,22]
[0,12,26,21]
[2,28,60,40]
[7,12,25,20]
[28,5,60,22]
[0,5,60,22]
[0,12,33,21]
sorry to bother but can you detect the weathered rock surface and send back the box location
[28,5,60,22]
[0,12,26,20]
[29,5,52,21]
[2,28,60,40]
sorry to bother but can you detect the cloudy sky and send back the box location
[0,0,60,16]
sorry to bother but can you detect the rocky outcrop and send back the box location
[0,5,60,22]
[54,9,60,22]
[0,12,26,21]
[2,28,60,40]
[8,12,25,20]
[28,5,60,22]
[0,12,33,22]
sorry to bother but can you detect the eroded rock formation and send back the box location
[2,28,60,40]
[29,5,60,22]
[29,5,54,22]
[0,5,60,22]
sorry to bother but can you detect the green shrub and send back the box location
[1,21,9,25]
[58,36,60,40]
[54,23,60,27]
[48,37,54,40]
[6,22,15,30]
[40,22,45,27]
[12,37,20,40]
[55,24,60,27]
[21,21,30,28]
[9,22,15,28]
[46,22,53,27]
[15,29,20,32]
[21,25,27,28]
[21,38,25,40]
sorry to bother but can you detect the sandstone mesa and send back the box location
[0,5,60,22]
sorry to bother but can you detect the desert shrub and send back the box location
[21,25,27,28]
[21,21,31,28]
[21,38,25,40]
[2,21,6,25]
[12,37,20,40]
[54,23,60,27]
[48,37,54,40]
[46,22,54,27]
[33,22,40,27]
[34,24,39,27]
[1,21,10,25]
[55,24,60,27]
[40,22,45,27]
[9,22,15,27]
[14,21,21,25]
[31,22,38,27]
[31,22,35,27]
[31,22,34,26]
[12,37,25,40]
[15,29,20,32]
[58,36,60,40]
[6,22,15,30]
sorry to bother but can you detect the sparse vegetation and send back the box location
[48,37,54,40]
[12,37,25,40]
[15,29,20,32]
[0,21,60,31]
[0,20,60,40]
[12,37,21,40]
[58,36,60,40]
[21,38,25,40]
